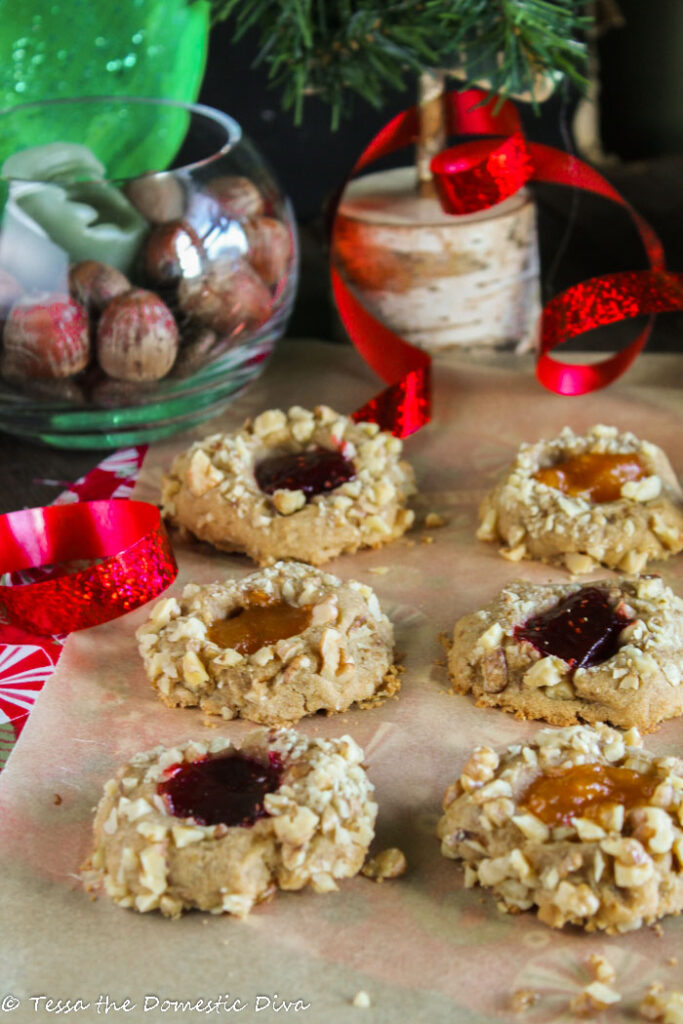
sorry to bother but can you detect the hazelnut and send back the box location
[96,289,178,382]
[124,173,186,224]
[170,324,219,379]
[177,260,272,336]
[143,220,205,283]
[204,175,265,218]
[1,293,90,380]
[245,216,292,288]
[68,260,130,315]
[90,376,158,409]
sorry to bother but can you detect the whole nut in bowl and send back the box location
[97,289,179,383]
[1,293,90,381]
[0,96,298,448]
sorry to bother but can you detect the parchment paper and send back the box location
[1,342,682,1024]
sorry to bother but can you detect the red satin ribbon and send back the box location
[333,88,683,421]
[0,500,177,634]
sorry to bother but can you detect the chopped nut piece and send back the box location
[510,989,538,1013]
[500,543,526,562]
[639,984,683,1023]
[569,982,621,1016]
[425,512,447,528]
[272,488,307,515]
[587,954,616,985]
[361,847,407,882]
[352,991,372,1009]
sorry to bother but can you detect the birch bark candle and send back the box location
[334,166,541,353]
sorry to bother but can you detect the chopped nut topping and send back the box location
[438,723,683,934]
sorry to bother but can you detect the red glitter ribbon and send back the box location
[0,500,177,634]
[333,88,683,419]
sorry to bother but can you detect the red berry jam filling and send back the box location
[158,751,283,827]
[255,446,355,499]
[514,588,632,670]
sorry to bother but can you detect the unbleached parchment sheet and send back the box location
[1,342,682,1024]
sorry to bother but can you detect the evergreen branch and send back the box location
[206,0,592,124]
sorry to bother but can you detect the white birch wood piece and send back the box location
[335,167,541,352]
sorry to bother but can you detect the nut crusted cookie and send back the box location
[136,561,397,725]
[84,729,377,918]
[437,723,683,934]
[161,405,416,566]
[477,425,683,574]
[449,576,683,733]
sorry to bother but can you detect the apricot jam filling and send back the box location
[520,762,658,827]
[158,751,283,827]
[255,446,355,499]
[207,591,313,655]
[514,588,632,670]
[533,452,647,503]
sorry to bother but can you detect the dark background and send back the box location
[2,0,682,510]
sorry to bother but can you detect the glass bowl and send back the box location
[0,96,298,448]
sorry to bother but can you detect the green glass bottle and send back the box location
[0,0,210,175]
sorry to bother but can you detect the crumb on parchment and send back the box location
[361,848,407,882]
[587,954,616,985]
[510,989,538,1013]
[569,982,621,1016]
[639,983,683,1022]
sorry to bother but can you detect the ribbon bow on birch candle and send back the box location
[332,88,683,437]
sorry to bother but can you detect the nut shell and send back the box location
[170,324,220,379]
[205,175,265,218]
[124,174,186,225]
[245,216,292,288]
[143,220,205,284]
[2,293,90,380]
[68,260,130,315]
[177,261,272,336]
[96,288,179,382]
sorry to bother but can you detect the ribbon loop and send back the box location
[537,269,683,395]
[431,132,534,214]
[0,500,177,634]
